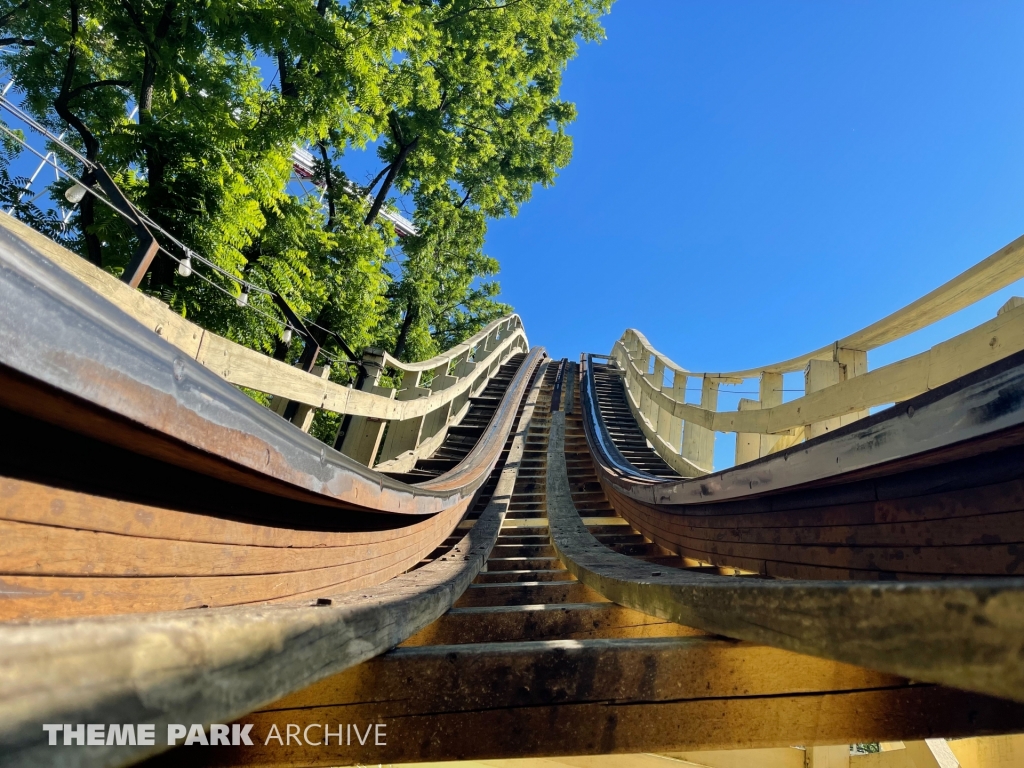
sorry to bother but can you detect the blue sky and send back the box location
[486,0,1024,388]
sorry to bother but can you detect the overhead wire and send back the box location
[0,92,463,379]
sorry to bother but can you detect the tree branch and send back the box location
[69,78,132,98]
[364,162,392,196]
[363,136,417,226]
[118,0,149,41]
[436,0,529,26]
[0,37,33,46]
[0,0,29,30]
[364,115,419,226]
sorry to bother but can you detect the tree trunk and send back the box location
[393,297,417,361]
[364,136,418,226]
[317,140,336,230]
[51,0,102,266]
[135,0,178,290]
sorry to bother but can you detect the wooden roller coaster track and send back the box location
[2,216,1024,768]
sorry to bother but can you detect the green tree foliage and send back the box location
[0,0,609,373]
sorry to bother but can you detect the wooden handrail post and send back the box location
[681,376,719,472]
[339,347,393,466]
[835,345,869,426]
[662,371,686,452]
[805,359,844,439]
[643,357,664,437]
[734,398,760,465]
[758,372,783,455]
[376,370,430,465]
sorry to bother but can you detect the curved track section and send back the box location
[557,357,1024,702]
[0,345,547,768]
[0,226,543,619]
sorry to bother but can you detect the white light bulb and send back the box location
[236,284,250,307]
[64,183,87,204]
[177,253,193,278]
[282,328,293,344]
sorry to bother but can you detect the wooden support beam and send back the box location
[662,371,686,451]
[338,347,391,465]
[148,639,1024,767]
[836,346,870,426]
[947,733,1024,768]
[734,398,760,465]
[662,747,805,768]
[806,745,852,767]
[401,602,704,646]
[759,372,783,455]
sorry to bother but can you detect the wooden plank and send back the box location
[759,372,784,454]
[680,377,719,472]
[153,685,1024,766]
[0,502,464,619]
[805,360,844,439]
[735,398,760,465]
[947,734,1024,768]
[401,602,704,645]
[660,747,805,768]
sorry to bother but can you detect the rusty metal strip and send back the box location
[0,223,542,517]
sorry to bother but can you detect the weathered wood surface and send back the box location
[138,369,1024,767]
[0,491,465,619]
[0,213,529,421]
[548,410,1024,702]
[153,641,1024,767]
[0,354,546,767]
[0,225,541,515]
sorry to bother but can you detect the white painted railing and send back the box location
[613,233,1024,474]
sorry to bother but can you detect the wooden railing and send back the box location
[611,233,1024,474]
[0,214,529,468]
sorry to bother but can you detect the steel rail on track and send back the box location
[545,354,1024,703]
[0,225,541,517]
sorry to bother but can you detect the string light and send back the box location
[177,250,193,278]
[64,183,88,203]
[0,91,367,379]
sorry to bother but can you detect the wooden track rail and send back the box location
[136,363,1024,767]
[0,222,544,620]
[4,216,1024,768]
[0,225,539,515]
[565,357,1024,702]
[0,214,529,470]
[0,351,544,768]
